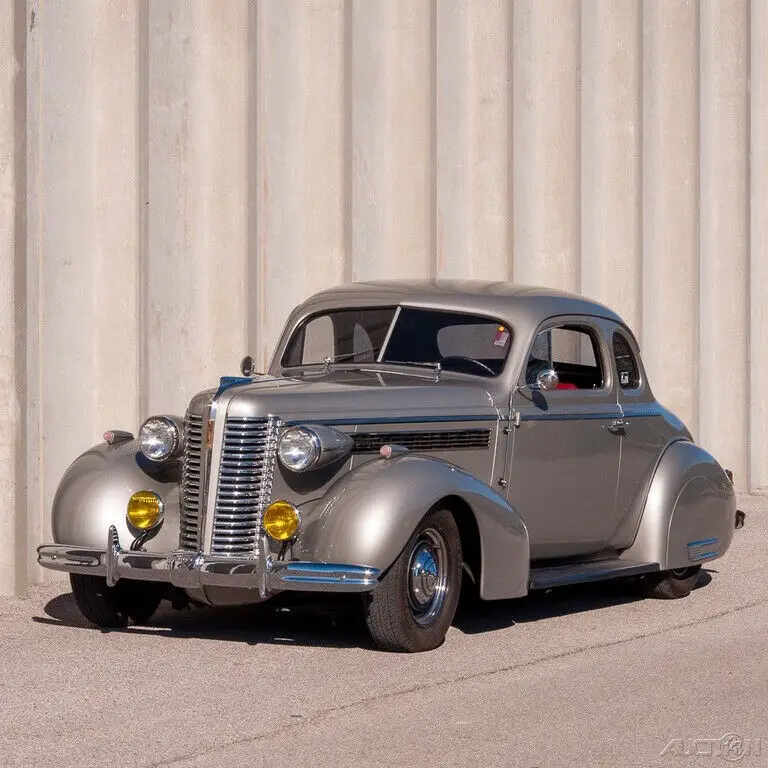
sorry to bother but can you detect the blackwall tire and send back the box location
[364,508,462,652]
[70,574,166,627]
[643,565,702,599]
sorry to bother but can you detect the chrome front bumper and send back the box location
[37,526,381,596]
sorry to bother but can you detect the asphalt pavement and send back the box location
[1,494,765,768]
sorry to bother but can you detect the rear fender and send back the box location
[621,441,736,569]
[291,454,530,600]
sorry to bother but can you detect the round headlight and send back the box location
[277,427,321,472]
[126,490,164,531]
[138,416,179,462]
[263,500,301,541]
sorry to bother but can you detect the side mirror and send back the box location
[240,355,256,377]
[535,368,559,392]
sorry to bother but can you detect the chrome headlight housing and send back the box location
[277,425,353,473]
[138,416,181,462]
[277,427,322,472]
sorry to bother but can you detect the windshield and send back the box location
[281,306,512,377]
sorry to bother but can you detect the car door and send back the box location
[507,318,622,560]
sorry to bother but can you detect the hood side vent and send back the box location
[352,428,490,454]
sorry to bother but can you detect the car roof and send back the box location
[301,279,625,328]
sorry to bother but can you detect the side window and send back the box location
[525,325,605,390]
[613,332,640,389]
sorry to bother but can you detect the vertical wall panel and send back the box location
[23,0,41,594]
[750,0,768,490]
[435,0,510,279]
[0,0,23,593]
[304,1,346,301]
[580,0,641,330]
[641,1,699,435]
[252,0,345,370]
[350,0,431,281]
[145,2,195,413]
[37,3,98,568]
[513,0,581,290]
[698,0,749,483]
[92,2,141,431]
[187,3,248,376]
[145,2,248,413]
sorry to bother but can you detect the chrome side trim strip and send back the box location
[520,411,620,422]
[284,414,499,426]
[619,406,665,418]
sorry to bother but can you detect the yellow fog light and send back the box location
[263,500,301,541]
[126,490,164,531]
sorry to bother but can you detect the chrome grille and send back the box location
[179,412,204,550]
[211,415,280,556]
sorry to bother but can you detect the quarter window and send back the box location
[525,325,604,390]
[613,332,640,389]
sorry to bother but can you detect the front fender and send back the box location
[291,454,530,600]
[52,439,181,552]
[621,441,736,569]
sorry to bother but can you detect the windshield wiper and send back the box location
[380,360,443,382]
[327,346,379,362]
[320,347,380,371]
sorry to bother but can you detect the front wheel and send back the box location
[364,508,462,652]
[70,574,166,627]
[641,565,702,599]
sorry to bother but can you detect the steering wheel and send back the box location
[439,355,496,376]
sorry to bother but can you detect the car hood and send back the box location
[193,369,500,424]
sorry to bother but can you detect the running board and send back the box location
[529,559,660,590]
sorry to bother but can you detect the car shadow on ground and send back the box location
[455,569,714,634]
[36,591,372,649]
[35,570,713,649]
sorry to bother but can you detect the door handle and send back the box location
[605,419,629,434]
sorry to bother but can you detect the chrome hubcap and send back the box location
[407,528,448,626]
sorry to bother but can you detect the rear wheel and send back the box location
[364,508,462,652]
[70,574,166,627]
[641,565,701,599]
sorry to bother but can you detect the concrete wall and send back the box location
[1,0,765,595]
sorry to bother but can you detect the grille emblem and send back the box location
[205,419,214,450]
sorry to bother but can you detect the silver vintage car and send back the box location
[38,280,744,652]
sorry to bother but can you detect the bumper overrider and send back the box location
[37,526,381,596]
